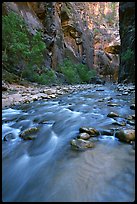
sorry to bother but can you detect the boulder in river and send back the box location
[70,138,95,150]
[19,127,39,140]
[79,127,100,136]
[115,129,135,143]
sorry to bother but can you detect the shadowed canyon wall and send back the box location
[118,2,135,83]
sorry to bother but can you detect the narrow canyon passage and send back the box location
[2,2,135,202]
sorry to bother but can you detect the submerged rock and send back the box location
[70,138,95,150]
[115,129,135,143]
[19,127,39,140]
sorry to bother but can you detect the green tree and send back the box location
[2,11,46,81]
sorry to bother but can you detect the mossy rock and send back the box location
[19,127,39,140]
[70,138,95,150]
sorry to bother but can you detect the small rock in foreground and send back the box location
[70,138,95,150]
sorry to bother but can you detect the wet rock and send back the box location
[96,88,104,91]
[77,132,91,140]
[107,102,119,107]
[3,133,16,141]
[79,127,100,136]
[70,138,95,150]
[126,115,133,120]
[98,97,112,102]
[127,120,135,126]
[104,97,113,101]
[122,92,128,95]
[130,104,135,110]
[112,121,126,126]
[98,99,104,102]
[19,127,39,140]
[115,129,135,143]
[116,93,122,96]
[107,112,119,118]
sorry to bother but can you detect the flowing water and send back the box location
[2,83,135,202]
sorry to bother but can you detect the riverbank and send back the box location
[2,81,135,109]
[2,81,96,108]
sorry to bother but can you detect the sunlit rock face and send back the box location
[2,2,120,80]
[61,2,120,80]
[118,2,135,83]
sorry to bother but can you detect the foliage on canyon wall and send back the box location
[58,59,96,84]
[2,12,47,82]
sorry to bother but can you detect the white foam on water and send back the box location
[2,108,22,116]
[2,123,21,140]
[99,135,118,141]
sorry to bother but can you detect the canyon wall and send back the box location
[118,2,135,83]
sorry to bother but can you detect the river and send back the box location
[2,83,135,202]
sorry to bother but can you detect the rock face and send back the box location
[118,2,135,83]
[2,2,120,81]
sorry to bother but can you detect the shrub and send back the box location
[76,63,96,83]
[22,66,56,85]
[58,59,80,84]
[58,59,96,84]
